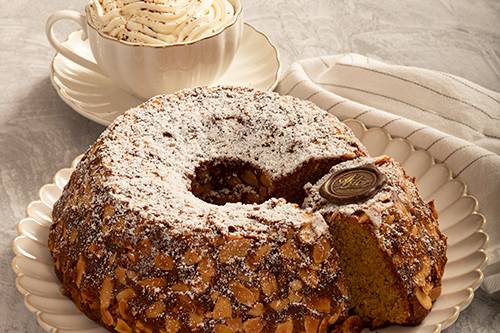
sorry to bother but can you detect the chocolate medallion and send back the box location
[319,164,387,204]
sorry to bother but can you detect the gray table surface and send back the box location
[1,0,500,332]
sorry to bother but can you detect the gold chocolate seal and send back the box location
[319,164,387,204]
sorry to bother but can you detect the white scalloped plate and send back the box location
[12,119,487,333]
[50,23,281,126]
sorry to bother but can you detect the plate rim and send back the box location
[11,119,488,333]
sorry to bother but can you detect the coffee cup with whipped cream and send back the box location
[46,0,243,99]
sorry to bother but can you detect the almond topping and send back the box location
[269,298,289,312]
[198,257,216,282]
[164,318,181,333]
[145,301,165,318]
[230,282,259,306]
[416,288,432,310]
[184,249,201,265]
[115,318,132,333]
[357,213,370,224]
[171,283,190,292]
[188,312,204,328]
[298,224,316,244]
[275,318,293,333]
[385,214,395,225]
[304,316,320,333]
[102,204,115,218]
[212,296,232,319]
[219,238,253,263]
[248,303,265,317]
[308,297,331,313]
[76,255,86,288]
[116,288,136,302]
[289,279,303,291]
[100,276,114,309]
[155,254,174,271]
[226,318,243,331]
[101,309,114,326]
[261,272,278,297]
[214,324,234,333]
[138,277,166,288]
[312,238,330,264]
[280,240,300,260]
[430,286,442,300]
[243,318,265,333]
[116,266,127,285]
[299,269,319,288]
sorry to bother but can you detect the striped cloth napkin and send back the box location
[276,53,500,297]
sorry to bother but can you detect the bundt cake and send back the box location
[48,86,447,333]
[49,86,367,333]
[303,155,447,328]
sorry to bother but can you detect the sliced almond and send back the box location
[101,309,114,326]
[219,238,253,263]
[188,312,204,328]
[357,213,370,224]
[430,286,442,300]
[102,204,115,218]
[198,256,216,282]
[307,297,331,313]
[230,282,259,306]
[116,266,127,285]
[164,318,181,333]
[248,243,273,268]
[155,253,174,271]
[115,318,132,333]
[116,288,136,302]
[138,277,166,288]
[100,276,114,309]
[145,301,165,318]
[227,318,243,331]
[289,279,303,291]
[75,255,86,288]
[275,318,293,333]
[304,316,320,333]
[385,214,395,225]
[298,223,316,244]
[312,238,330,264]
[214,324,234,333]
[280,240,300,260]
[212,296,232,319]
[171,283,190,293]
[416,288,432,310]
[299,269,319,288]
[184,249,201,265]
[261,272,278,297]
[248,303,265,316]
[269,298,289,312]
[243,318,265,333]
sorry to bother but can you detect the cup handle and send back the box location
[46,10,103,74]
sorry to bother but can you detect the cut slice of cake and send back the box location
[303,155,447,328]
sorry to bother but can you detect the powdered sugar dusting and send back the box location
[87,86,365,238]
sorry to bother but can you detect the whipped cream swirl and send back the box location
[88,0,236,44]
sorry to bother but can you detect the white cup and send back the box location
[46,1,243,100]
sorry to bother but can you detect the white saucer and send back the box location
[50,23,281,126]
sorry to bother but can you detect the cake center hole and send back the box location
[191,159,270,205]
[191,157,344,206]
